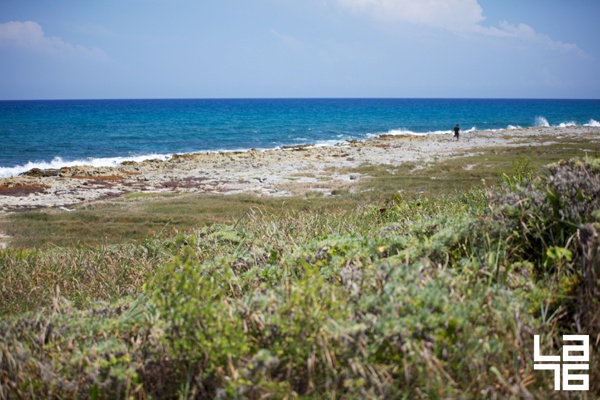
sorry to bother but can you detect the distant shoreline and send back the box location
[2,122,599,180]
[2,98,599,176]
[1,125,599,212]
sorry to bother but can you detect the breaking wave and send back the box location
[535,116,550,127]
[0,154,171,179]
[534,117,600,128]
[558,121,577,127]
[377,127,478,137]
[585,119,600,127]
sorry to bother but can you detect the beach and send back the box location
[1,125,599,212]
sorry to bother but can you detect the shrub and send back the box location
[2,157,599,398]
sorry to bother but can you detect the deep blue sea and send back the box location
[1,98,599,178]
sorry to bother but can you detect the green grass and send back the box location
[1,139,599,398]
[1,194,363,248]
[4,140,599,249]
[351,141,600,198]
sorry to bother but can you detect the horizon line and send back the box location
[1,96,600,102]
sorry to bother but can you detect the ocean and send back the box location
[1,98,599,178]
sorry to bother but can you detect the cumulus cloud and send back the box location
[335,0,587,57]
[0,21,108,60]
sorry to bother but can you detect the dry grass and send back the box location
[2,140,599,249]
[0,183,49,196]
[1,154,599,398]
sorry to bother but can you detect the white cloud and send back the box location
[0,21,108,61]
[492,21,588,58]
[335,0,588,57]
[336,0,485,32]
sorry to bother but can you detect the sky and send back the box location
[0,0,599,100]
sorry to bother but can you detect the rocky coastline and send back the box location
[1,126,598,212]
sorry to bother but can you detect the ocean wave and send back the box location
[0,154,170,179]
[381,128,450,136]
[558,121,577,127]
[533,118,600,128]
[312,139,348,147]
[532,116,600,128]
[535,116,550,127]
[378,127,479,136]
[585,119,600,127]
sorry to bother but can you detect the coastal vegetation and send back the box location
[1,142,599,398]
[3,138,598,249]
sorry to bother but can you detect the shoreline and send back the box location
[1,126,599,212]
[2,123,597,180]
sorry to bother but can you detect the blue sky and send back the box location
[0,0,598,99]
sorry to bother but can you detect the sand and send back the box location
[0,126,599,213]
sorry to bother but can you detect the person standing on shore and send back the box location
[453,124,460,141]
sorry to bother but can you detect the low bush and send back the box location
[1,157,598,398]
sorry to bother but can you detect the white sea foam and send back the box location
[312,139,348,147]
[507,125,522,130]
[383,129,449,136]
[558,121,577,127]
[584,119,600,127]
[531,116,600,128]
[366,126,480,138]
[535,116,550,127]
[0,154,171,179]
[385,129,422,136]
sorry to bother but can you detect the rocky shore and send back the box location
[1,126,599,212]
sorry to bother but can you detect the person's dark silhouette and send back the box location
[453,124,460,140]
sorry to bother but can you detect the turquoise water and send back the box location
[1,98,599,177]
